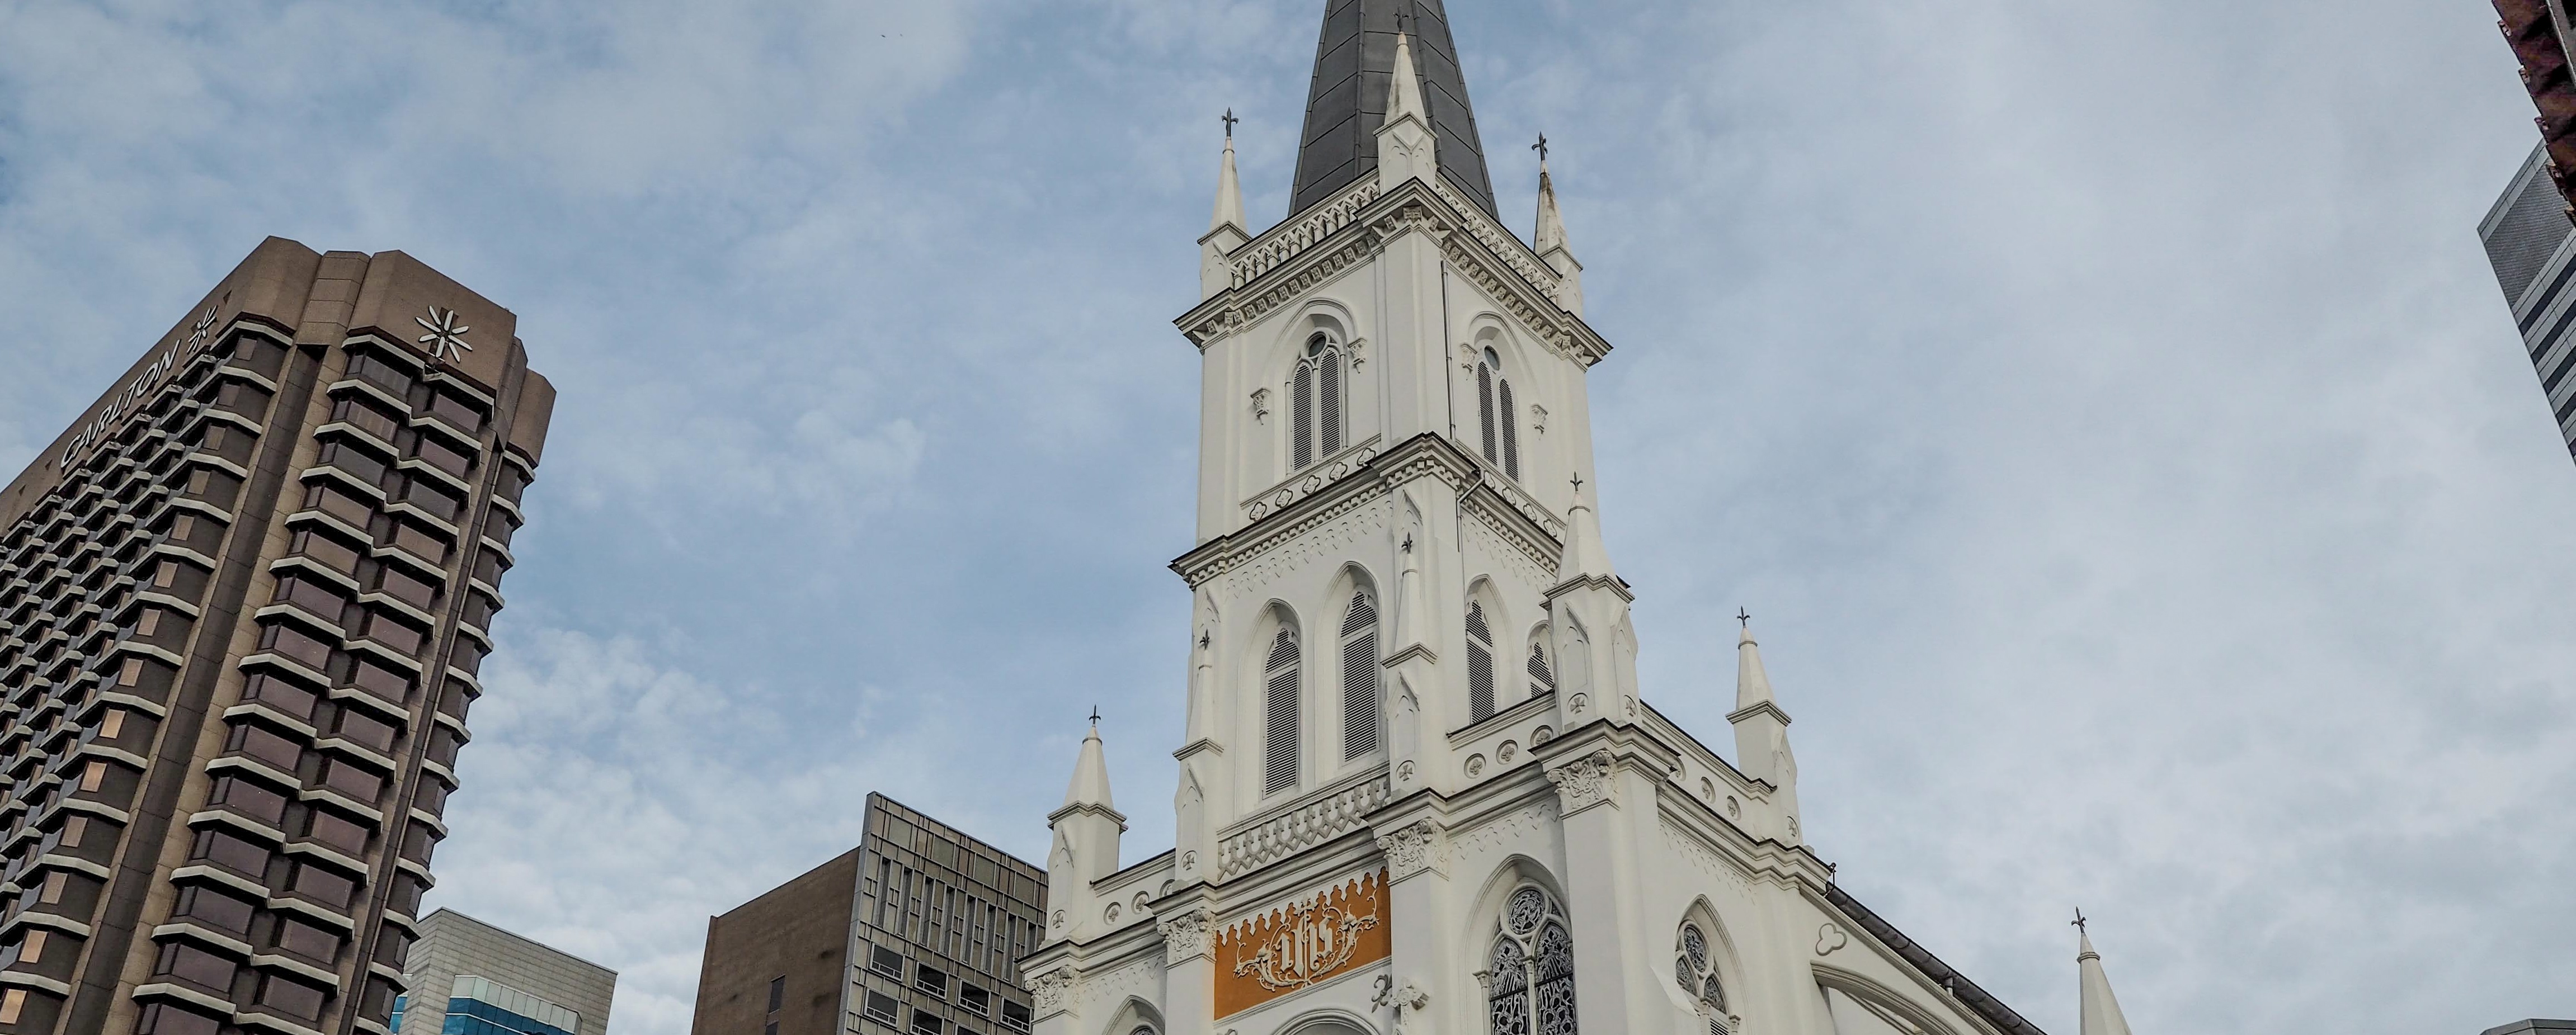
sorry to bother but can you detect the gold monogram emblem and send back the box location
[1231,884,1383,991]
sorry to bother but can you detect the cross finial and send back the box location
[1401,533,1415,554]
[2071,908,2088,935]
[1222,108,1238,139]
[1089,706,1101,726]
[1395,8,1411,35]
[1532,132,1550,164]
[1737,607,1751,629]
[1569,471,1585,494]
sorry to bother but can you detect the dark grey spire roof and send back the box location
[1289,0,1499,220]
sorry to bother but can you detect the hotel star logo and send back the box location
[415,304,473,366]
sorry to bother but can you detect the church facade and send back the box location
[1020,5,2138,1035]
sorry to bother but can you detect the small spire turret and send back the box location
[1533,149,1586,315]
[1727,618,1800,841]
[2077,920,2137,1035]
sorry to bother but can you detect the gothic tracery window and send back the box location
[1293,333,1346,471]
[1476,346,1522,480]
[1676,921,1729,1034]
[1489,886,1576,1035]
[1466,600,1497,722]
[1265,626,1301,795]
[1341,589,1381,759]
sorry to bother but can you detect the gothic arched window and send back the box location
[1340,589,1381,760]
[1676,922,1727,1034]
[1466,600,1496,722]
[1293,333,1346,471]
[1264,627,1301,795]
[1489,886,1576,1035]
[1476,346,1522,480]
[1527,637,1555,694]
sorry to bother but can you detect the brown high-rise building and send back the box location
[0,238,553,1035]
[691,794,1045,1035]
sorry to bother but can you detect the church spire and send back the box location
[1533,150,1586,315]
[1199,115,1251,299]
[1210,116,1246,236]
[1062,716,1115,812]
[1728,616,1801,841]
[1044,715,1125,943]
[1385,26,1428,130]
[2076,921,2137,1035]
[1288,0,1497,219]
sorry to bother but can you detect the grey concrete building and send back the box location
[0,237,553,1034]
[691,794,1044,1035]
[393,909,614,1035]
[2480,145,2576,466]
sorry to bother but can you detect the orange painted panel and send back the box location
[1214,869,1392,1018]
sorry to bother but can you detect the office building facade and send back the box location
[392,909,614,1035]
[0,238,553,1034]
[691,794,1043,1035]
[2480,146,2576,465]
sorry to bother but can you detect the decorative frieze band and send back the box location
[1216,774,1392,880]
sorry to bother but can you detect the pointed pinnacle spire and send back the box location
[1211,124,1246,235]
[2076,920,2136,1035]
[1735,618,1777,713]
[1062,715,1115,811]
[1386,23,1428,130]
[1553,473,1616,583]
[1535,155,1571,257]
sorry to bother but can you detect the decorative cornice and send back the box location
[1231,179,1383,288]
[1171,434,1481,589]
[1459,480,1563,575]
[1175,177,1613,368]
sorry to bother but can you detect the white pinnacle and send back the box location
[1535,160,1571,258]
[1386,27,1427,129]
[2077,930,2136,1035]
[1211,132,1246,235]
[1063,718,1115,811]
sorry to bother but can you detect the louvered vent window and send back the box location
[1292,333,1346,472]
[1475,347,1522,480]
[1467,601,1496,722]
[1341,590,1381,760]
[1293,363,1316,470]
[1527,640,1555,693]
[1264,628,1301,795]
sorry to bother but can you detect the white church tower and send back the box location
[1022,4,2122,1035]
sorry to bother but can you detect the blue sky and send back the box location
[5,1,2573,1032]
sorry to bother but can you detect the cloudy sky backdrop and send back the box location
[5,0,2573,1032]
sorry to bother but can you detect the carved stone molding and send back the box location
[1160,908,1216,963]
[1546,749,1618,815]
[1373,820,1446,881]
[1029,967,1080,1018]
[1217,774,1393,880]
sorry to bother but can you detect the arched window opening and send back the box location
[1489,887,1576,1035]
[1527,639,1555,694]
[1265,627,1301,795]
[1341,589,1381,760]
[1475,346,1522,480]
[1466,601,1496,722]
[1676,922,1728,1034]
[1293,333,1346,471]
